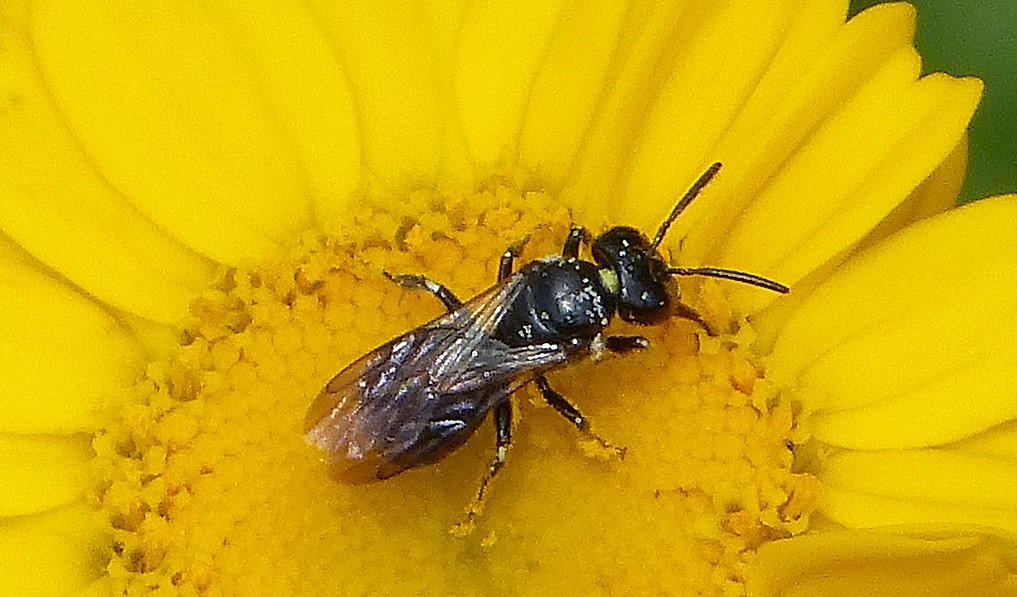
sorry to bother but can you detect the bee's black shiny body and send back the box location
[304,163,788,527]
[493,257,615,349]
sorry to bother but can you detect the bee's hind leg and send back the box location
[383,272,463,311]
[452,400,513,536]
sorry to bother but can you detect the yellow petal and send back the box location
[857,133,968,251]
[750,134,967,348]
[420,0,474,186]
[420,0,470,81]
[0,8,214,324]
[751,133,966,348]
[0,236,143,433]
[810,346,1017,449]
[560,0,692,220]
[0,434,92,517]
[197,0,362,225]
[565,0,801,225]
[71,577,113,597]
[955,421,1017,460]
[518,1,628,189]
[618,0,800,227]
[306,0,444,189]
[768,196,1017,448]
[748,527,1017,597]
[455,0,567,168]
[820,450,1017,532]
[31,0,311,264]
[0,504,108,597]
[719,65,981,310]
[683,1,914,261]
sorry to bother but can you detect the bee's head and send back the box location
[588,164,788,327]
[591,226,673,325]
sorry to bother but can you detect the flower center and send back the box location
[91,180,819,596]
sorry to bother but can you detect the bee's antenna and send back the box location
[666,267,789,294]
[649,162,723,253]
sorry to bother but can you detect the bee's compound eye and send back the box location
[591,227,649,268]
[619,286,669,324]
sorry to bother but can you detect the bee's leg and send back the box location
[497,237,530,281]
[673,302,719,336]
[562,226,589,260]
[383,272,463,311]
[534,375,626,459]
[604,335,650,353]
[452,400,513,536]
[498,249,515,282]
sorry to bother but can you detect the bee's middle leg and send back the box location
[383,272,463,311]
[534,375,626,459]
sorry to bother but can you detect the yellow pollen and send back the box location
[90,179,818,596]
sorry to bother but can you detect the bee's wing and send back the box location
[304,274,570,483]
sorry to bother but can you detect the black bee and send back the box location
[304,162,788,526]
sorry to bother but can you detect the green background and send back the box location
[849,0,1016,203]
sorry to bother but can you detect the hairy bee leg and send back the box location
[534,375,626,459]
[383,271,464,310]
[562,226,589,260]
[453,400,513,536]
[604,335,650,353]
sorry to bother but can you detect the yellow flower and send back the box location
[1,0,1015,595]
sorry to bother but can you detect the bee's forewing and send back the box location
[304,350,377,449]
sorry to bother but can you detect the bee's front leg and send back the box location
[604,335,650,353]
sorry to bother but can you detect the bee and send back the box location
[304,162,788,529]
